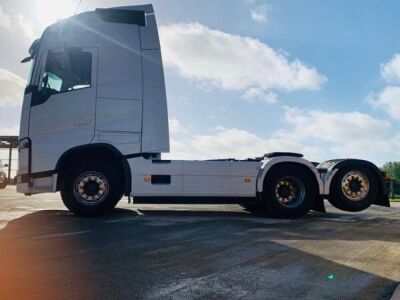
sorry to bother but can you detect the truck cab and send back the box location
[17,5,389,218]
[18,5,168,192]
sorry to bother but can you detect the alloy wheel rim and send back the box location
[73,171,109,205]
[274,176,306,208]
[341,170,369,201]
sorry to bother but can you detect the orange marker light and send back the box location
[244,178,251,183]
[144,175,151,182]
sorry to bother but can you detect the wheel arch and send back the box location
[55,143,132,195]
[257,157,323,194]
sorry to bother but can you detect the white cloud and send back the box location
[250,5,268,23]
[282,106,390,143]
[0,5,11,29]
[0,7,34,39]
[159,23,326,100]
[0,68,25,106]
[367,86,400,120]
[280,107,392,161]
[189,126,324,160]
[192,127,267,158]
[165,125,318,161]
[0,126,19,136]
[37,0,75,26]
[17,14,34,39]
[381,54,400,83]
[243,88,277,103]
[164,107,394,165]
[169,118,188,134]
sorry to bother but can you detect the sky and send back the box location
[1,0,400,167]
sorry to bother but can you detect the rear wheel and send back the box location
[61,160,123,217]
[260,165,317,219]
[328,165,378,212]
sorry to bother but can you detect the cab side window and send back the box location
[42,49,92,94]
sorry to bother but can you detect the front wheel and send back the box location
[260,165,317,219]
[60,160,123,217]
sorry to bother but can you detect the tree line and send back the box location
[382,161,400,181]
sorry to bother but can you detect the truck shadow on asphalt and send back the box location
[0,207,399,299]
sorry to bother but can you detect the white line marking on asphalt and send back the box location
[343,241,378,264]
[33,230,91,239]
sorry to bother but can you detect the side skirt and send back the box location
[133,196,256,205]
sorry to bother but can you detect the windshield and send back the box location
[24,38,40,86]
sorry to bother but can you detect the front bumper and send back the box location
[16,173,58,194]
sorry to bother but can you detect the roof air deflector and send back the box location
[95,8,146,26]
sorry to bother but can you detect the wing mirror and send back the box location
[21,56,32,63]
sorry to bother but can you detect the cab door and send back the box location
[28,47,97,173]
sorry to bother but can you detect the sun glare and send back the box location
[37,0,76,26]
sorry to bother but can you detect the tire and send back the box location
[0,182,7,189]
[260,165,317,219]
[328,165,378,212]
[60,160,123,217]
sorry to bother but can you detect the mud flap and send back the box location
[373,194,390,207]
[312,197,326,213]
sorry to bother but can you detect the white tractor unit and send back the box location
[17,5,389,218]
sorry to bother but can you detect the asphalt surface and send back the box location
[0,186,399,300]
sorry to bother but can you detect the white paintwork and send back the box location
[97,43,142,101]
[29,48,98,173]
[141,49,170,153]
[231,161,260,196]
[18,142,30,177]
[19,93,31,138]
[99,131,140,145]
[95,97,142,155]
[16,174,57,194]
[129,157,261,198]
[16,182,29,194]
[130,158,183,196]
[139,14,161,50]
[182,161,231,196]
[321,168,339,195]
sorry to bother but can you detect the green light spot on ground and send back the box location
[328,274,334,280]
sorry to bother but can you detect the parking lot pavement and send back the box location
[0,186,399,300]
